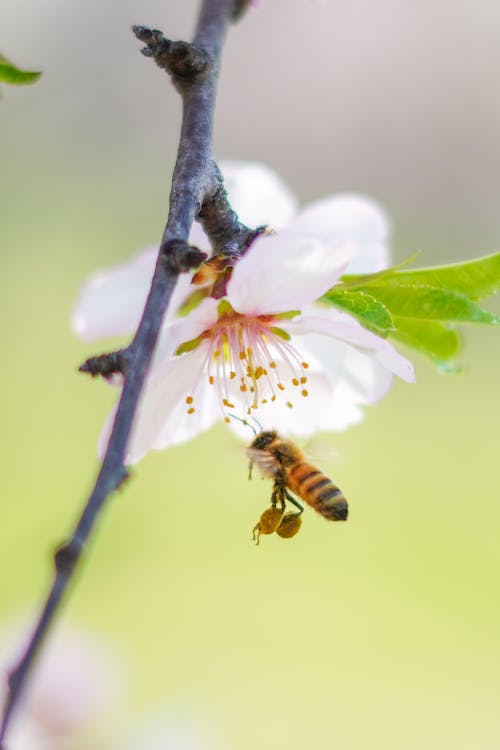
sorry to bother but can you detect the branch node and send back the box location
[160,239,207,274]
[54,537,84,576]
[78,349,130,379]
[232,0,254,21]
[132,26,210,83]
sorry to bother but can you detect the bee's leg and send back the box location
[272,479,287,513]
[284,490,304,514]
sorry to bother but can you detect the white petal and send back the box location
[72,248,196,341]
[297,332,394,405]
[153,297,219,364]
[226,366,364,441]
[99,347,216,464]
[72,248,157,341]
[284,306,415,383]
[285,194,390,274]
[227,233,357,315]
[220,160,298,229]
[188,221,211,252]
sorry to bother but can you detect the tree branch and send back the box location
[0,1,249,745]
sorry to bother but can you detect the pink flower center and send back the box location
[183,311,310,419]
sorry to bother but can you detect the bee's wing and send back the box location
[302,436,341,467]
[246,448,280,478]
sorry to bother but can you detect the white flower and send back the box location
[72,162,414,463]
[0,623,124,748]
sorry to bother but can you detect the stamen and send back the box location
[179,309,313,423]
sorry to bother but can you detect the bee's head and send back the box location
[250,430,278,451]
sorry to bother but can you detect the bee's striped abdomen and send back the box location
[287,463,348,522]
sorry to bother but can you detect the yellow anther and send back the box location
[286,401,293,409]
[239,351,247,360]
[300,376,307,384]
[223,398,235,408]
[240,385,248,392]
[292,378,299,386]
[277,383,285,391]
[208,375,215,385]
[185,396,194,404]
[269,361,276,369]
[301,361,309,369]
[187,407,195,415]
[301,389,309,397]
[230,371,237,380]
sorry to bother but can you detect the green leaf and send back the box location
[355,283,500,325]
[390,319,461,364]
[383,250,500,301]
[0,53,41,85]
[321,289,394,335]
[340,252,421,290]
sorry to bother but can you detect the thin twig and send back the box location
[0,1,249,745]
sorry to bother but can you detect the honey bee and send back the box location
[248,430,348,541]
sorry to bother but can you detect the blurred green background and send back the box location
[2,1,500,748]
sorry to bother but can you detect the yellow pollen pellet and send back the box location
[286,401,293,409]
[230,371,236,380]
[292,378,299,386]
[277,383,285,391]
[208,376,214,385]
[301,361,309,369]
[269,361,276,369]
[185,396,194,405]
[187,407,195,415]
[240,385,248,392]
[300,376,307,384]
[301,389,309,397]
